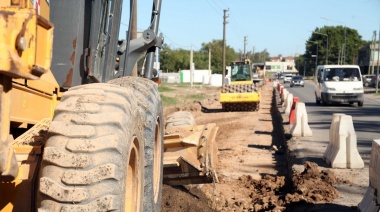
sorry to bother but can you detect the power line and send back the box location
[205,0,223,16]
[161,32,192,49]
[209,0,223,11]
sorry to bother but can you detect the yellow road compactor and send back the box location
[220,59,261,111]
[0,1,218,211]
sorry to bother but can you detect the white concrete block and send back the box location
[281,89,288,104]
[281,90,288,108]
[272,81,278,88]
[282,91,288,108]
[285,93,293,115]
[358,186,380,212]
[368,139,380,204]
[290,102,313,137]
[323,114,344,167]
[323,114,364,169]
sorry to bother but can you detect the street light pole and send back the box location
[312,31,328,64]
[320,17,346,64]
[307,40,318,73]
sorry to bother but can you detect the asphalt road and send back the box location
[279,79,380,208]
[283,79,380,163]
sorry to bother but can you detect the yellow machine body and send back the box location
[220,60,261,111]
[0,1,59,211]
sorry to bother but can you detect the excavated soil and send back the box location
[161,83,343,211]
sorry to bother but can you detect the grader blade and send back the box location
[163,123,219,185]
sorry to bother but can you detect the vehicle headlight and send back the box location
[327,87,336,91]
[353,87,363,91]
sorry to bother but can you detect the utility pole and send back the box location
[377,26,380,94]
[131,0,138,76]
[222,9,229,86]
[244,36,247,59]
[208,48,211,75]
[190,45,194,88]
[303,60,306,77]
[372,31,376,75]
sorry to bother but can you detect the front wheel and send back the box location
[358,101,364,107]
[109,77,164,211]
[37,84,145,211]
[321,96,327,106]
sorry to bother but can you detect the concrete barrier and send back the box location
[290,102,313,137]
[281,89,288,104]
[358,139,380,211]
[272,80,278,88]
[323,113,364,169]
[280,86,284,99]
[285,93,293,115]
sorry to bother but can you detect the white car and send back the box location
[283,74,293,83]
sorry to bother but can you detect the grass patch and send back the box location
[185,93,206,101]
[160,94,177,107]
[158,85,175,92]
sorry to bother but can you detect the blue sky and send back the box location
[119,0,380,57]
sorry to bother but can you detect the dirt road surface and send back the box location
[160,83,358,212]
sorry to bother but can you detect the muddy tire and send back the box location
[108,76,163,212]
[165,111,196,130]
[37,83,145,211]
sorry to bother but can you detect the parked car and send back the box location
[370,75,380,88]
[362,74,375,86]
[290,76,304,87]
[284,74,293,83]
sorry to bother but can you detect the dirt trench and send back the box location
[161,84,344,212]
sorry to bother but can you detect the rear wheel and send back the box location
[37,83,145,211]
[108,76,164,211]
[358,101,364,107]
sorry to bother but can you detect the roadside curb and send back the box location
[273,82,368,210]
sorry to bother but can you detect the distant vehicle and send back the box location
[290,76,304,87]
[362,74,375,86]
[314,65,364,106]
[369,75,380,88]
[284,74,293,83]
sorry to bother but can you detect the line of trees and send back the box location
[159,40,270,74]
[159,26,370,76]
[297,26,370,76]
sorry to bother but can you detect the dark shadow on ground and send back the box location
[196,101,224,113]
[285,202,356,212]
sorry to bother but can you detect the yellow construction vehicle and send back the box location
[220,59,260,111]
[0,1,218,211]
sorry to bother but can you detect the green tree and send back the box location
[305,26,367,72]
[160,44,191,72]
[248,49,270,63]
[200,39,237,74]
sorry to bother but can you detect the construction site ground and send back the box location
[160,83,361,212]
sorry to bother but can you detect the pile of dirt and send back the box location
[229,161,339,211]
[286,161,339,204]
[163,101,202,119]
[161,185,216,212]
[240,175,286,211]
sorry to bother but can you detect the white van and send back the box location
[314,65,364,106]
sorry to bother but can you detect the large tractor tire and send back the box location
[37,83,145,211]
[108,76,163,212]
[165,111,196,130]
